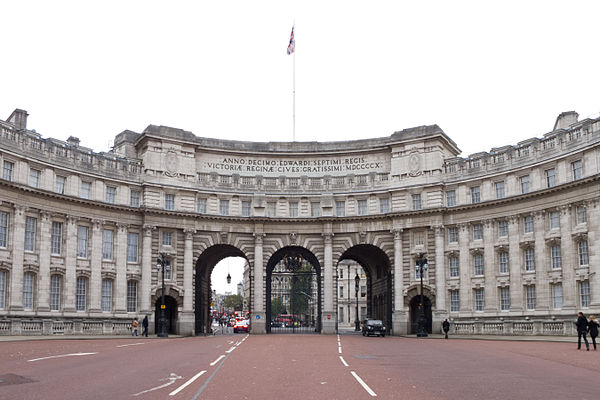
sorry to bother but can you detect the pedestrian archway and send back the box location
[154,295,178,335]
[409,295,432,334]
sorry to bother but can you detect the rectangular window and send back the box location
[77,226,88,258]
[165,194,175,211]
[524,215,534,234]
[29,169,40,188]
[357,200,367,216]
[499,251,509,274]
[0,212,7,248]
[2,160,14,181]
[81,181,91,199]
[412,194,422,210]
[448,227,458,243]
[197,198,207,214]
[242,201,252,217]
[526,285,536,310]
[549,211,560,229]
[102,230,113,260]
[101,279,112,312]
[51,221,62,255]
[545,168,556,188]
[162,231,172,246]
[339,307,344,323]
[572,160,583,180]
[475,288,484,311]
[336,201,346,217]
[576,205,587,224]
[311,202,321,217]
[471,186,481,204]
[289,202,298,218]
[23,273,34,310]
[552,283,563,309]
[55,176,66,194]
[520,175,530,194]
[50,275,61,311]
[379,198,390,214]
[495,181,505,199]
[127,281,137,313]
[25,216,37,252]
[130,190,141,207]
[551,245,562,269]
[525,248,535,271]
[76,277,87,311]
[447,190,456,207]
[578,241,589,266]
[266,202,276,217]
[339,286,344,298]
[450,290,460,312]
[0,270,6,309]
[473,254,484,276]
[449,256,459,277]
[219,200,229,215]
[127,233,139,263]
[498,221,508,237]
[581,281,590,308]
[105,186,116,204]
[500,287,510,311]
[473,223,483,240]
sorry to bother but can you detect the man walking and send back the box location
[576,312,590,351]
[142,315,149,337]
[442,319,450,339]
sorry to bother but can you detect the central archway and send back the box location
[266,246,322,334]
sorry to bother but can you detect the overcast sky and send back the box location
[2,1,599,293]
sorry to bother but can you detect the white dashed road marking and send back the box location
[27,352,98,362]
[169,370,206,396]
[351,371,377,397]
[210,355,225,366]
[339,356,349,367]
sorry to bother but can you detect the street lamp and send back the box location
[416,253,428,338]
[156,253,169,338]
[354,271,360,331]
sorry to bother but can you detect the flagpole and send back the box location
[293,41,296,142]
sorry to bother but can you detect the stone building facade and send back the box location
[0,108,599,336]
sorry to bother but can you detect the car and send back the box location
[233,319,249,333]
[362,319,386,337]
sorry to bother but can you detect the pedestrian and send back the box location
[589,315,599,351]
[576,312,590,351]
[142,315,148,337]
[131,317,139,336]
[442,319,450,339]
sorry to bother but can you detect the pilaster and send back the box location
[9,205,26,310]
[434,226,446,313]
[63,215,78,312]
[140,225,155,313]
[89,219,103,313]
[37,211,51,311]
[483,219,495,311]
[509,215,523,312]
[252,230,265,333]
[322,230,335,334]
[115,223,128,314]
[183,228,195,312]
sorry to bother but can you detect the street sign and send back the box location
[161,305,166,309]
[256,315,261,319]
[327,315,331,320]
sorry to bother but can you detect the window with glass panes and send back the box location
[576,205,586,224]
[127,281,137,312]
[578,240,589,266]
[357,200,367,216]
[471,186,481,203]
[29,169,40,188]
[472,224,483,240]
[76,277,87,311]
[0,270,6,309]
[101,279,112,312]
[81,181,91,199]
[551,245,562,269]
[335,201,345,217]
[525,248,535,271]
[552,283,563,309]
[572,160,582,180]
[524,215,534,233]
[55,176,66,194]
[545,168,556,187]
[50,275,61,311]
[474,254,484,275]
[311,202,321,217]
[197,198,207,213]
[448,227,458,243]
[339,307,344,322]
[25,217,36,252]
[51,221,62,255]
[520,175,530,194]
[102,230,113,260]
[165,194,175,210]
[500,287,510,310]
[549,211,560,229]
[499,251,509,273]
[77,226,88,258]
[162,231,172,246]
[449,256,459,277]
[105,186,116,204]
[127,233,139,262]
[380,198,389,214]
[447,190,456,207]
[495,181,505,199]
[526,285,536,310]
[474,288,484,311]
[0,212,7,248]
[23,272,34,310]
[2,160,14,181]
[412,194,422,210]
[581,280,590,308]
[219,199,229,215]
[450,290,460,312]
[289,202,298,217]
[266,202,276,217]
[242,201,251,217]
[498,221,508,237]
[130,190,140,207]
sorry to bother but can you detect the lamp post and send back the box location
[416,253,428,337]
[156,253,168,338]
[354,271,360,331]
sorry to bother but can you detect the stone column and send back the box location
[322,231,335,334]
[9,205,26,310]
[434,226,446,313]
[458,224,471,312]
[560,205,576,311]
[140,225,154,314]
[37,211,51,312]
[534,214,549,311]
[509,215,523,312]
[391,228,407,334]
[89,219,103,313]
[483,220,496,311]
[63,216,78,312]
[115,223,128,314]
[252,232,266,333]
[588,200,600,307]
[179,228,195,335]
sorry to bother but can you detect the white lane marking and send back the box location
[133,373,183,396]
[339,356,349,367]
[225,346,236,353]
[28,352,97,362]
[351,371,377,397]
[116,342,146,348]
[169,370,206,396]
[210,355,225,366]
[228,340,234,344]
[338,346,342,354]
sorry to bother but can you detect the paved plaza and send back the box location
[1,333,599,399]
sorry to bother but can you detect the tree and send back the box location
[271,297,286,318]
[289,262,314,317]
[224,294,243,310]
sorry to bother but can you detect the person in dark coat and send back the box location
[142,315,149,337]
[442,319,450,339]
[588,315,599,351]
[576,312,590,351]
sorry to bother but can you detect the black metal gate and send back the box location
[268,253,320,334]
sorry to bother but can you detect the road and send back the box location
[1,332,599,399]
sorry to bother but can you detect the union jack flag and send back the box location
[287,26,295,55]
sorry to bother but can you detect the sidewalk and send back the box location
[0,334,184,342]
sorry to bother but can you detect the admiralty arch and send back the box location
[0,108,599,337]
